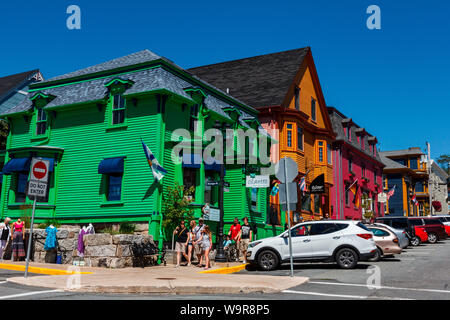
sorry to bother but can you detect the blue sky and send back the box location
[1,0,448,159]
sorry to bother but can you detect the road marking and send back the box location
[398,258,415,261]
[0,289,62,300]
[282,290,367,299]
[308,281,450,294]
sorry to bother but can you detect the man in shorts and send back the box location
[193,218,205,266]
[239,217,253,263]
[228,217,241,262]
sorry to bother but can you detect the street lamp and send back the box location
[213,120,231,262]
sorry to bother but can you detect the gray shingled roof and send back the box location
[188,48,310,108]
[1,51,268,135]
[380,154,409,170]
[45,50,164,82]
[327,107,383,164]
[0,70,41,115]
[380,148,424,157]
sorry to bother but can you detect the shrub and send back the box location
[119,222,136,234]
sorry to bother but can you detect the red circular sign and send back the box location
[32,161,48,180]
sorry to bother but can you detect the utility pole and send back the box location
[427,142,433,216]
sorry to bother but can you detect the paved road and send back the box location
[0,239,449,299]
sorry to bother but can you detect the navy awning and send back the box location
[182,153,202,169]
[98,157,124,174]
[204,156,224,173]
[0,173,2,183]
[2,158,31,175]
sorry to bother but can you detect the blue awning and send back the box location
[2,158,31,175]
[0,173,3,183]
[98,157,124,174]
[182,153,202,169]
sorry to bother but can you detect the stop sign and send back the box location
[30,158,50,182]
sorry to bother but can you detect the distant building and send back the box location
[380,148,429,216]
[328,107,384,220]
[429,160,449,215]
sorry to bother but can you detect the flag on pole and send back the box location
[141,140,167,182]
[387,185,396,200]
[270,182,280,197]
[349,183,360,208]
[411,194,419,206]
[299,176,307,194]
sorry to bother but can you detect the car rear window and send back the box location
[375,218,408,229]
[335,223,349,231]
[356,222,370,231]
[424,219,442,225]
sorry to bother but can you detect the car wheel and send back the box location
[257,250,279,271]
[410,236,420,246]
[428,232,438,244]
[335,248,358,269]
[368,248,382,262]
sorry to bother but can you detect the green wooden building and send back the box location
[0,50,283,244]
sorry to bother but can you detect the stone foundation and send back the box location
[31,227,156,268]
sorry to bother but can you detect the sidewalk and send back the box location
[4,261,308,295]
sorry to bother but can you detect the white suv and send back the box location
[246,220,377,270]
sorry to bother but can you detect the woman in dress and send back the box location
[186,220,196,266]
[11,218,26,261]
[195,225,212,270]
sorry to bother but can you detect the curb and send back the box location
[0,263,93,276]
[198,264,248,274]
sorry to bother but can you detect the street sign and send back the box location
[275,157,298,183]
[278,182,298,204]
[206,180,219,186]
[30,158,50,183]
[203,208,220,222]
[378,192,387,203]
[27,180,49,198]
[246,175,270,188]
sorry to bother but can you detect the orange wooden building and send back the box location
[189,47,336,224]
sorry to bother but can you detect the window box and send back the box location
[362,177,370,184]
[349,171,356,179]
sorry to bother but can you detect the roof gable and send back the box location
[188,48,310,107]
[0,69,41,102]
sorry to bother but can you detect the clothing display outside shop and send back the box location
[12,221,25,260]
[0,221,11,259]
[44,226,58,251]
[77,224,95,258]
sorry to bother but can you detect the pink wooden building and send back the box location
[328,107,385,220]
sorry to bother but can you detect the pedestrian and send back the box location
[195,225,212,270]
[238,217,252,264]
[186,220,196,266]
[228,217,241,262]
[173,220,189,267]
[323,213,330,220]
[193,218,205,266]
[11,218,26,261]
[0,218,11,260]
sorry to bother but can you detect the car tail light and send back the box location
[357,234,373,240]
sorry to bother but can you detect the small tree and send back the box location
[162,183,195,234]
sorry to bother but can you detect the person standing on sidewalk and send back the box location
[186,220,196,266]
[193,218,205,266]
[0,218,11,260]
[238,217,253,264]
[195,225,212,270]
[173,220,189,267]
[228,217,241,262]
[11,218,26,261]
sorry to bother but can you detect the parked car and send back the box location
[365,225,402,261]
[374,217,415,239]
[433,215,450,236]
[372,222,409,249]
[246,220,377,270]
[410,226,428,246]
[408,217,447,243]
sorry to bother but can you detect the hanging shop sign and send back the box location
[246,175,270,188]
[309,174,325,194]
[203,208,220,222]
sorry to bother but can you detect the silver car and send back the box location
[373,223,409,249]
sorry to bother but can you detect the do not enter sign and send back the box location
[30,158,50,183]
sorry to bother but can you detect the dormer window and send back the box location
[36,108,47,135]
[346,127,351,141]
[112,95,126,125]
[360,136,365,150]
